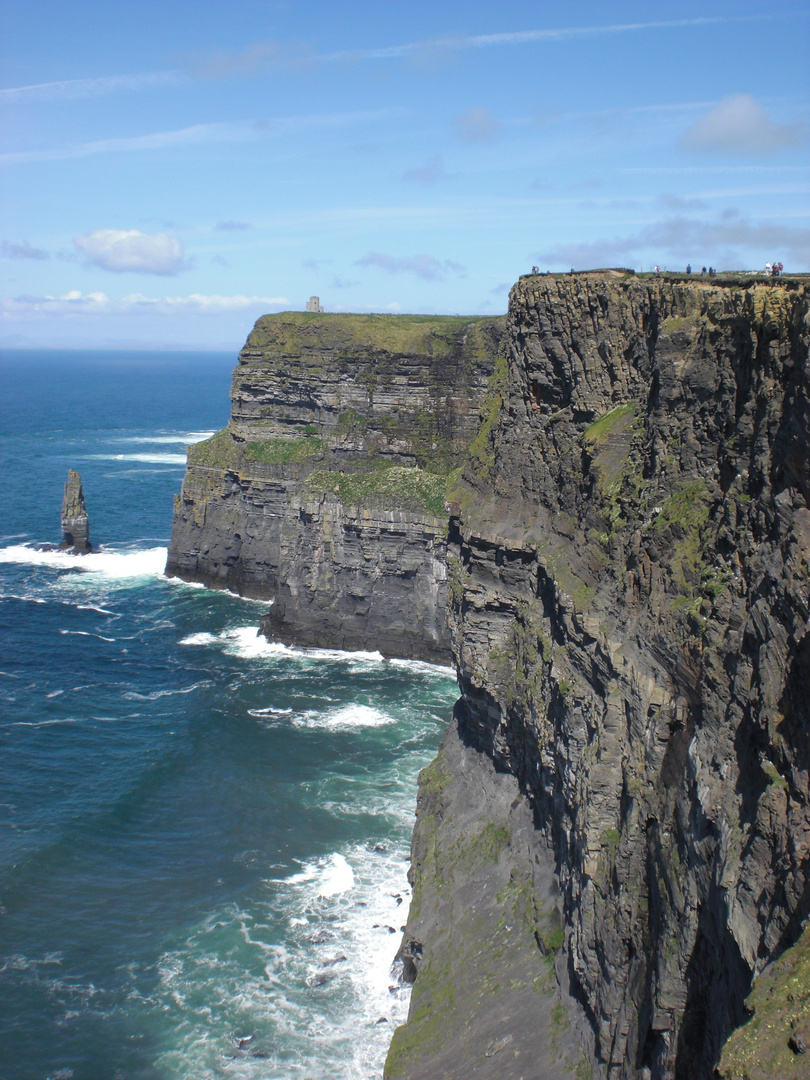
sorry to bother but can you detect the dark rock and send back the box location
[60,469,92,553]
[305,971,336,988]
[788,1030,808,1055]
[424,274,810,1080]
[165,312,505,662]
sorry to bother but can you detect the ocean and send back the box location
[0,350,457,1080]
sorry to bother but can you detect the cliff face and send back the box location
[165,312,504,662]
[392,273,809,1078]
[167,280,810,1078]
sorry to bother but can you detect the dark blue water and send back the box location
[0,350,456,1079]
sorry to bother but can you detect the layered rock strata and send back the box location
[165,312,504,662]
[391,273,809,1079]
[60,468,91,552]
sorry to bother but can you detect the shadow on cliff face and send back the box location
[675,905,750,1080]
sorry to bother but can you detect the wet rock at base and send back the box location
[60,469,92,553]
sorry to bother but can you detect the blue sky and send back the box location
[1,0,808,349]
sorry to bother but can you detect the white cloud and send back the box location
[74,230,186,275]
[680,94,803,155]
[453,107,501,143]
[1,291,289,317]
[355,252,465,280]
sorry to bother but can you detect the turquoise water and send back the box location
[0,351,456,1079]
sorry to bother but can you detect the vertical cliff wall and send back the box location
[390,273,810,1078]
[165,312,504,662]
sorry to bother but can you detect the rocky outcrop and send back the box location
[390,273,810,1079]
[60,469,91,552]
[165,312,504,662]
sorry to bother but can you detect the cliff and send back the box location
[167,277,810,1079]
[390,272,810,1079]
[165,311,504,662]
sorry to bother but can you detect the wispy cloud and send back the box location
[680,94,804,156]
[1,290,289,316]
[356,252,465,281]
[2,240,49,260]
[215,220,252,231]
[0,71,183,103]
[74,230,187,275]
[0,14,781,107]
[0,110,400,166]
[187,15,775,76]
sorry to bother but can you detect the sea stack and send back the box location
[60,469,92,553]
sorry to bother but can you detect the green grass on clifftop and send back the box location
[247,311,501,357]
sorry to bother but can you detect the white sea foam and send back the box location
[122,683,208,701]
[390,656,456,678]
[116,432,214,445]
[85,452,188,465]
[178,632,218,646]
[0,544,167,580]
[145,821,420,1080]
[285,853,356,898]
[303,704,395,731]
[185,625,388,667]
[58,629,117,642]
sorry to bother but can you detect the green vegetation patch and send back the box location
[718,922,810,1080]
[583,402,639,446]
[582,403,647,544]
[186,429,326,469]
[186,428,241,469]
[304,464,450,516]
[248,311,501,358]
[467,352,509,479]
[243,435,326,464]
[654,479,711,534]
[763,760,789,791]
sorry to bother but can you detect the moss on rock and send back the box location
[718,923,810,1080]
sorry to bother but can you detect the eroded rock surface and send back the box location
[165,312,504,661]
[60,468,91,552]
[395,272,808,1079]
